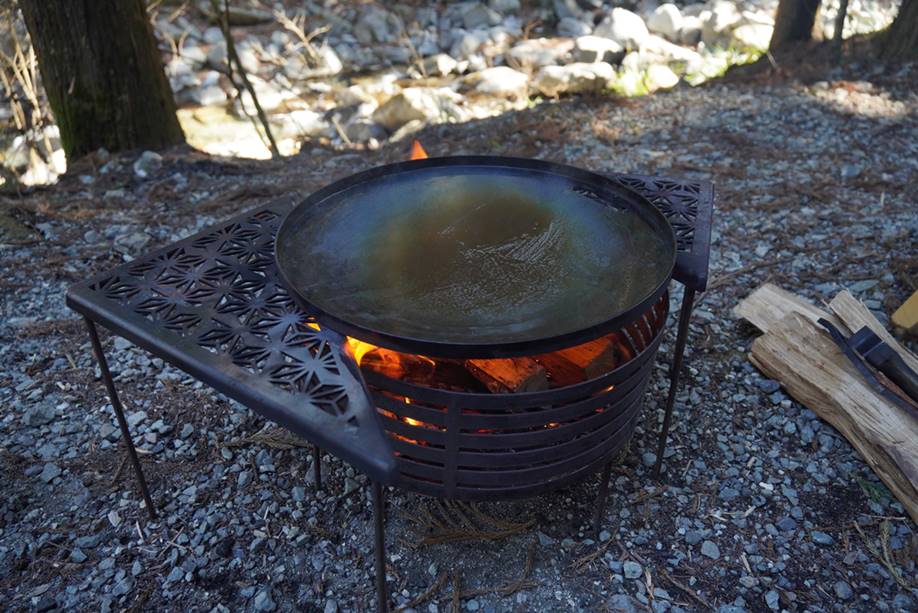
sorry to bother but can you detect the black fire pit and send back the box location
[66,157,712,612]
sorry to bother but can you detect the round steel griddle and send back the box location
[275,156,676,358]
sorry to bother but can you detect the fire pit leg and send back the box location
[592,461,614,537]
[372,481,388,613]
[653,288,696,477]
[83,318,158,520]
[312,445,322,489]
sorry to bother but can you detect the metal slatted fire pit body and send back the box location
[66,156,713,613]
[363,294,668,500]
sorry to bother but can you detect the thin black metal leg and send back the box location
[372,481,388,613]
[653,288,696,477]
[592,461,613,538]
[84,318,157,519]
[312,445,322,489]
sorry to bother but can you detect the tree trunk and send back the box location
[879,0,918,60]
[19,0,184,160]
[769,0,823,50]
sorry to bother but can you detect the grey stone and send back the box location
[537,532,555,546]
[558,17,592,37]
[133,152,162,179]
[764,590,779,610]
[489,0,520,12]
[471,66,529,98]
[593,8,649,49]
[26,402,57,426]
[573,35,625,64]
[40,463,61,483]
[372,88,464,131]
[180,423,194,439]
[700,540,720,559]
[507,38,573,69]
[254,588,277,611]
[811,530,834,545]
[165,566,183,584]
[69,548,87,563]
[324,599,338,613]
[642,452,657,467]
[776,516,797,532]
[834,581,853,600]
[462,4,501,30]
[533,62,614,97]
[623,560,643,579]
[608,593,639,612]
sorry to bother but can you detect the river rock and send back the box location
[573,35,625,63]
[702,1,742,46]
[644,64,680,91]
[355,6,400,44]
[462,4,502,29]
[372,88,464,131]
[533,62,614,97]
[469,66,529,97]
[558,17,593,37]
[679,15,704,45]
[422,53,460,77]
[507,38,574,69]
[593,8,649,50]
[647,4,683,41]
[489,0,520,12]
[731,23,773,50]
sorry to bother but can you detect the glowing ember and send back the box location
[409,139,428,160]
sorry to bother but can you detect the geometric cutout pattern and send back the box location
[86,206,358,423]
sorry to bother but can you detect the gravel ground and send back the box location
[1,59,916,613]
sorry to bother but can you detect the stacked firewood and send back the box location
[734,283,918,523]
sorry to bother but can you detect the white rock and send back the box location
[558,17,592,37]
[133,151,162,179]
[372,87,465,131]
[533,62,614,97]
[507,38,574,68]
[640,34,703,63]
[645,64,680,91]
[421,53,459,77]
[593,8,650,50]
[679,15,704,45]
[731,24,773,50]
[470,66,529,97]
[573,35,625,63]
[647,4,683,40]
[181,43,208,67]
[206,42,227,67]
[702,1,742,46]
[189,85,227,107]
[276,110,331,139]
[450,30,489,59]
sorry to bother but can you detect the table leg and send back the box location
[84,318,157,519]
[312,445,322,489]
[592,461,613,538]
[372,481,388,613]
[653,288,696,477]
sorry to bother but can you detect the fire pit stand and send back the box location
[67,170,711,612]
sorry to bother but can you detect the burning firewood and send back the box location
[535,333,630,387]
[464,357,549,393]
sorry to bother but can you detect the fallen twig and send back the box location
[395,572,447,613]
[660,569,713,610]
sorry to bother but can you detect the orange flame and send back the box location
[409,140,428,160]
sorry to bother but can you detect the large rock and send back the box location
[507,38,574,69]
[647,4,683,41]
[679,15,704,45]
[573,35,625,64]
[462,4,502,29]
[489,0,520,12]
[701,1,742,46]
[354,6,400,44]
[469,66,529,97]
[644,64,680,91]
[533,62,614,97]
[372,88,465,131]
[640,34,703,63]
[731,23,773,50]
[593,8,649,50]
[283,46,343,81]
[421,53,460,77]
[275,110,332,140]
